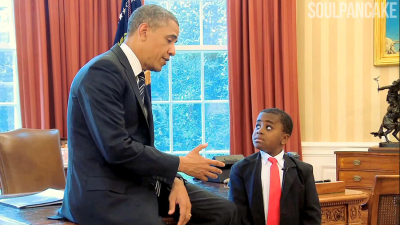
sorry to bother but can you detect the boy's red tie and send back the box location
[267,157,281,225]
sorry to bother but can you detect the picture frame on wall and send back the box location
[374,0,399,66]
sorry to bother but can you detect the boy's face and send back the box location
[252,112,290,156]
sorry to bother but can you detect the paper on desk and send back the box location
[0,188,64,209]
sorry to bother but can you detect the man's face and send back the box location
[143,20,179,72]
[252,112,289,156]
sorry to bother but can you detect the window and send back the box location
[146,0,229,159]
[0,0,20,132]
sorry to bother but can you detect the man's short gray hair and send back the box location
[127,4,179,35]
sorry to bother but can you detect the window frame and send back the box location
[149,0,229,157]
[0,0,21,131]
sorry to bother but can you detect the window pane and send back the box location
[203,0,227,45]
[0,106,14,132]
[0,50,14,82]
[0,0,9,8]
[205,103,229,150]
[172,52,201,100]
[0,8,10,43]
[151,66,169,101]
[204,52,228,100]
[145,0,168,8]
[0,81,13,102]
[173,104,201,151]
[0,50,14,102]
[0,11,9,27]
[0,32,9,43]
[153,104,170,151]
[170,1,200,45]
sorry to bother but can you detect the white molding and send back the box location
[320,165,337,182]
[302,142,378,149]
[301,142,378,156]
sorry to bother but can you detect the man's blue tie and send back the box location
[138,71,159,195]
[138,72,146,103]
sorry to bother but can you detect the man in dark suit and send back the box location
[58,5,237,225]
[228,108,321,225]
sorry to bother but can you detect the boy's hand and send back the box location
[178,143,225,181]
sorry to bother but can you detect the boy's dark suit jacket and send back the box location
[58,44,180,225]
[228,152,321,225]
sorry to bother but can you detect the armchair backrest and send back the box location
[368,175,400,225]
[0,128,66,194]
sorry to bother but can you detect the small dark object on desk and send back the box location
[315,179,331,183]
[207,155,244,183]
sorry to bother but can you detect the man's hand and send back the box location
[168,178,191,225]
[178,143,226,181]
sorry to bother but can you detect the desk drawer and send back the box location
[337,155,399,171]
[338,171,397,188]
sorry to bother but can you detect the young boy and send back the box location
[228,108,321,225]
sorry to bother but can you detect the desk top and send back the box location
[0,180,368,225]
[318,189,369,205]
[0,204,73,225]
[0,192,73,225]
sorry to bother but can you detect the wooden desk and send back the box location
[0,192,177,225]
[0,181,368,225]
[0,204,73,225]
[319,189,368,225]
[0,192,74,225]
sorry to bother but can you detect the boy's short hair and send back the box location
[261,108,293,135]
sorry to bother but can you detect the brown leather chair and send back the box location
[0,128,66,194]
[366,175,400,225]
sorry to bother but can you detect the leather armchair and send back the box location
[0,128,66,194]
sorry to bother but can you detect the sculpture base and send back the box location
[379,142,400,148]
[369,145,400,153]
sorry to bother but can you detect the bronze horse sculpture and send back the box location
[371,79,400,144]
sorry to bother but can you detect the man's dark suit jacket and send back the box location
[58,44,180,225]
[228,152,321,225]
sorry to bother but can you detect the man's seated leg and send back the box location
[185,183,238,225]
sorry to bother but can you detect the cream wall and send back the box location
[297,0,400,142]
